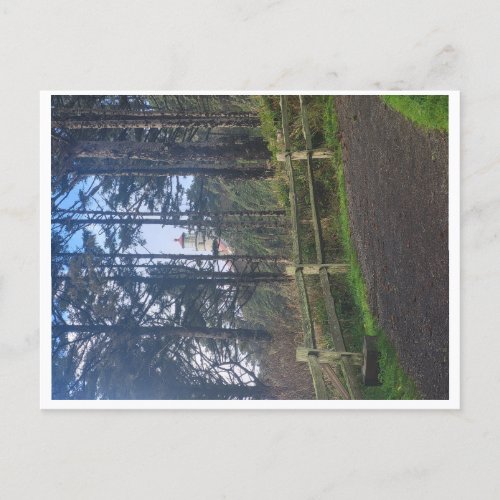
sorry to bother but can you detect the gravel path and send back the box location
[335,96,449,399]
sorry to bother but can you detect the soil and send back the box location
[335,96,449,399]
[258,283,316,400]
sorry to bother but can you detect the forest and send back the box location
[51,95,312,400]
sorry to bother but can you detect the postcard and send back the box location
[40,91,459,409]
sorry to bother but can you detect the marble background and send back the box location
[1,0,499,498]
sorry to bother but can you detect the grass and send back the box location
[381,95,448,131]
[258,97,281,159]
[323,96,419,399]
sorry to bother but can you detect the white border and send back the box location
[40,90,460,410]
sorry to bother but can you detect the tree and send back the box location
[52,208,287,229]
[68,160,273,179]
[54,271,292,287]
[69,138,269,161]
[53,324,271,342]
[52,109,261,129]
[59,138,272,179]
[53,251,289,267]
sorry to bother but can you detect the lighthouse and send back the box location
[174,231,231,255]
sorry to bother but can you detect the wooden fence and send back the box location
[279,96,365,400]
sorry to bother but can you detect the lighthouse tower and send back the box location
[174,231,231,255]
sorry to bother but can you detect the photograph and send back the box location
[41,92,458,408]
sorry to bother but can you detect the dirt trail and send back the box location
[335,96,449,399]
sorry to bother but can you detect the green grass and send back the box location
[257,97,281,159]
[381,95,448,131]
[323,96,420,399]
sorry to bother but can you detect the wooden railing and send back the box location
[279,96,364,400]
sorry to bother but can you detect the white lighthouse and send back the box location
[174,231,231,255]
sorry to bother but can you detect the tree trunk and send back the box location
[52,324,271,342]
[71,139,270,162]
[52,208,287,228]
[53,109,261,129]
[51,217,283,227]
[53,252,288,264]
[55,272,292,285]
[74,165,272,178]
[70,158,272,178]
[53,209,286,218]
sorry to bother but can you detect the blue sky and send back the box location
[55,174,211,256]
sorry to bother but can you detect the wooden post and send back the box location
[295,269,315,349]
[276,149,334,161]
[296,347,363,366]
[307,355,329,400]
[299,96,313,151]
[285,264,349,275]
[299,96,324,264]
[319,268,363,399]
[279,96,302,264]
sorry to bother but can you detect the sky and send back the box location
[55,174,213,256]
